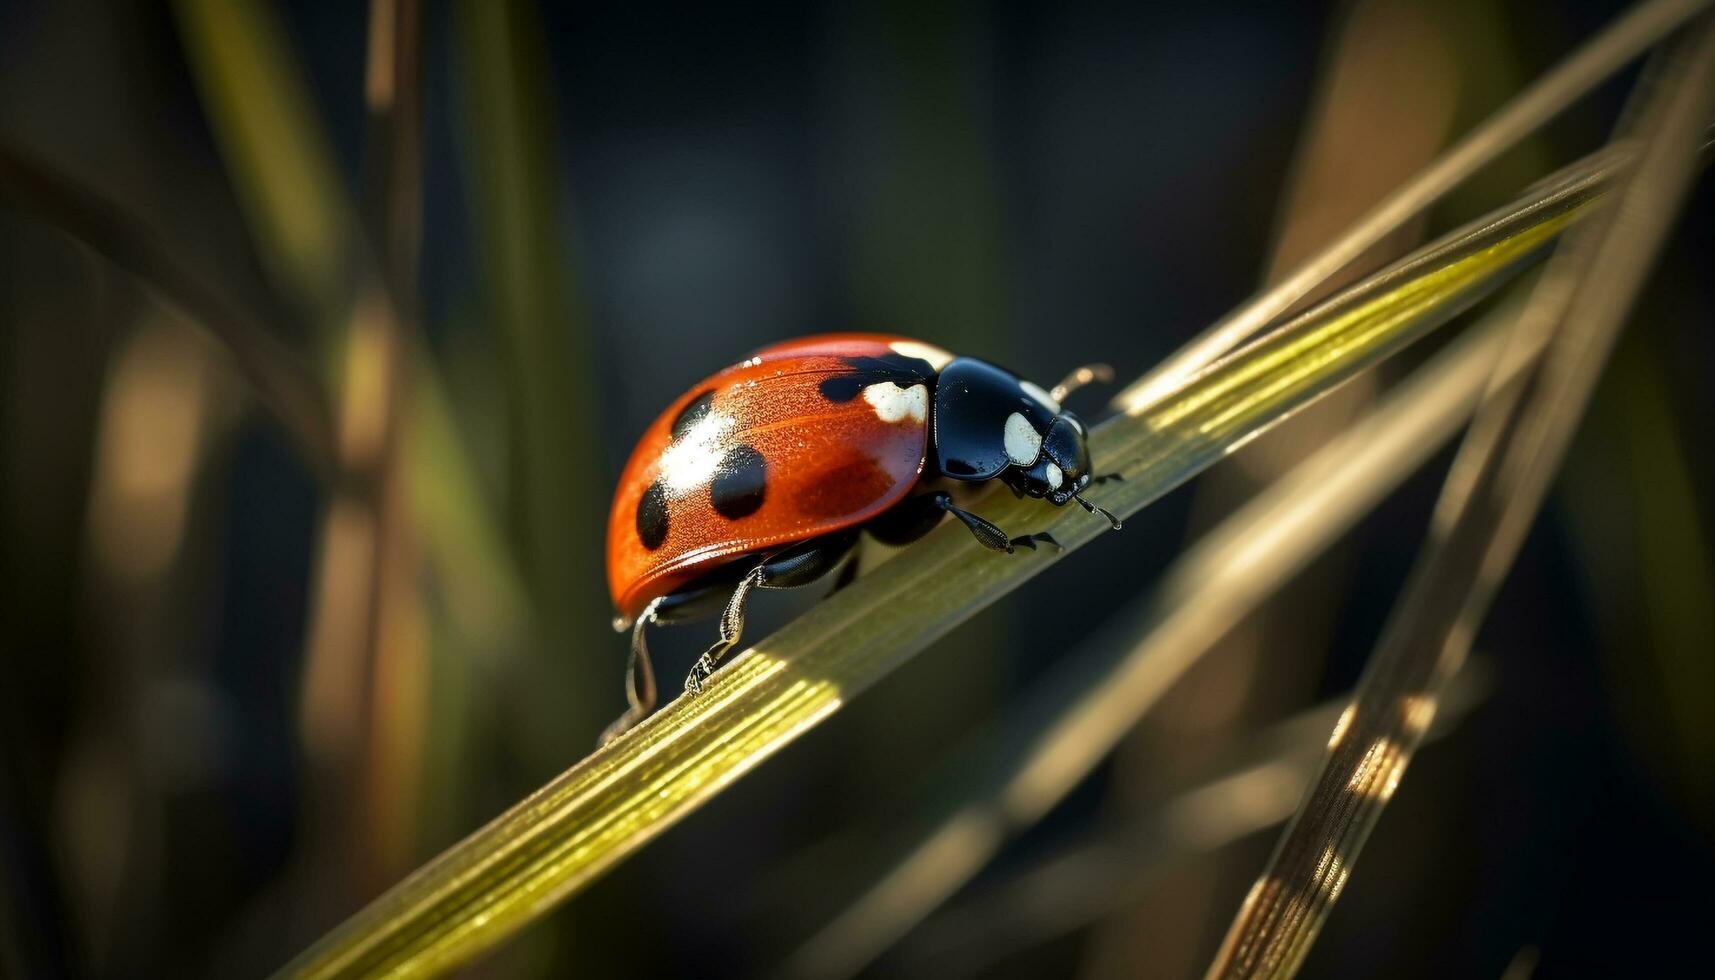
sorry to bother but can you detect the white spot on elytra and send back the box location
[1020,380,1061,412]
[1044,461,1063,489]
[1004,412,1042,465]
[863,383,928,423]
[889,340,953,370]
[658,413,736,494]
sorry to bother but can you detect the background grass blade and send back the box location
[174,0,419,892]
[1115,0,1707,413]
[453,0,606,718]
[780,293,1529,980]
[0,142,336,477]
[904,662,1492,977]
[355,0,430,885]
[171,0,526,893]
[276,138,1621,979]
[1203,19,1715,979]
[170,0,356,336]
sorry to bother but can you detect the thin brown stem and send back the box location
[349,0,427,886]
[364,0,424,309]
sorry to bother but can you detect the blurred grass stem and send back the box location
[1204,19,1715,979]
[0,142,336,479]
[1116,0,1709,413]
[904,664,1491,977]
[357,0,430,881]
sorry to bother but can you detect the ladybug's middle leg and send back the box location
[684,530,860,694]
[870,491,1059,554]
[599,565,757,743]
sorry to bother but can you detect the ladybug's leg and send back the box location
[599,596,665,745]
[872,491,1059,554]
[684,565,767,695]
[684,531,860,694]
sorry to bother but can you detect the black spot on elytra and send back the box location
[710,444,767,519]
[670,391,715,440]
[636,481,670,550]
[818,353,937,402]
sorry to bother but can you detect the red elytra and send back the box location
[605,333,950,623]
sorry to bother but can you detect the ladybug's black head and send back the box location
[1003,413,1090,504]
[931,356,1121,529]
[1003,411,1122,529]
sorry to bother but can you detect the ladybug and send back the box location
[602,333,1120,741]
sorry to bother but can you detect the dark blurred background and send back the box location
[1,1,1710,977]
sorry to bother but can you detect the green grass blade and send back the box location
[276,134,1625,978]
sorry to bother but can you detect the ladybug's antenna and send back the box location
[1050,363,1115,403]
[1072,491,1122,531]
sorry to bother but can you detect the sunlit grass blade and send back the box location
[1115,0,1708,413]
[780,293,1531,980]
[1203,21,1715,980]
[901,663,1492,977]
[277,131,1629,978]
